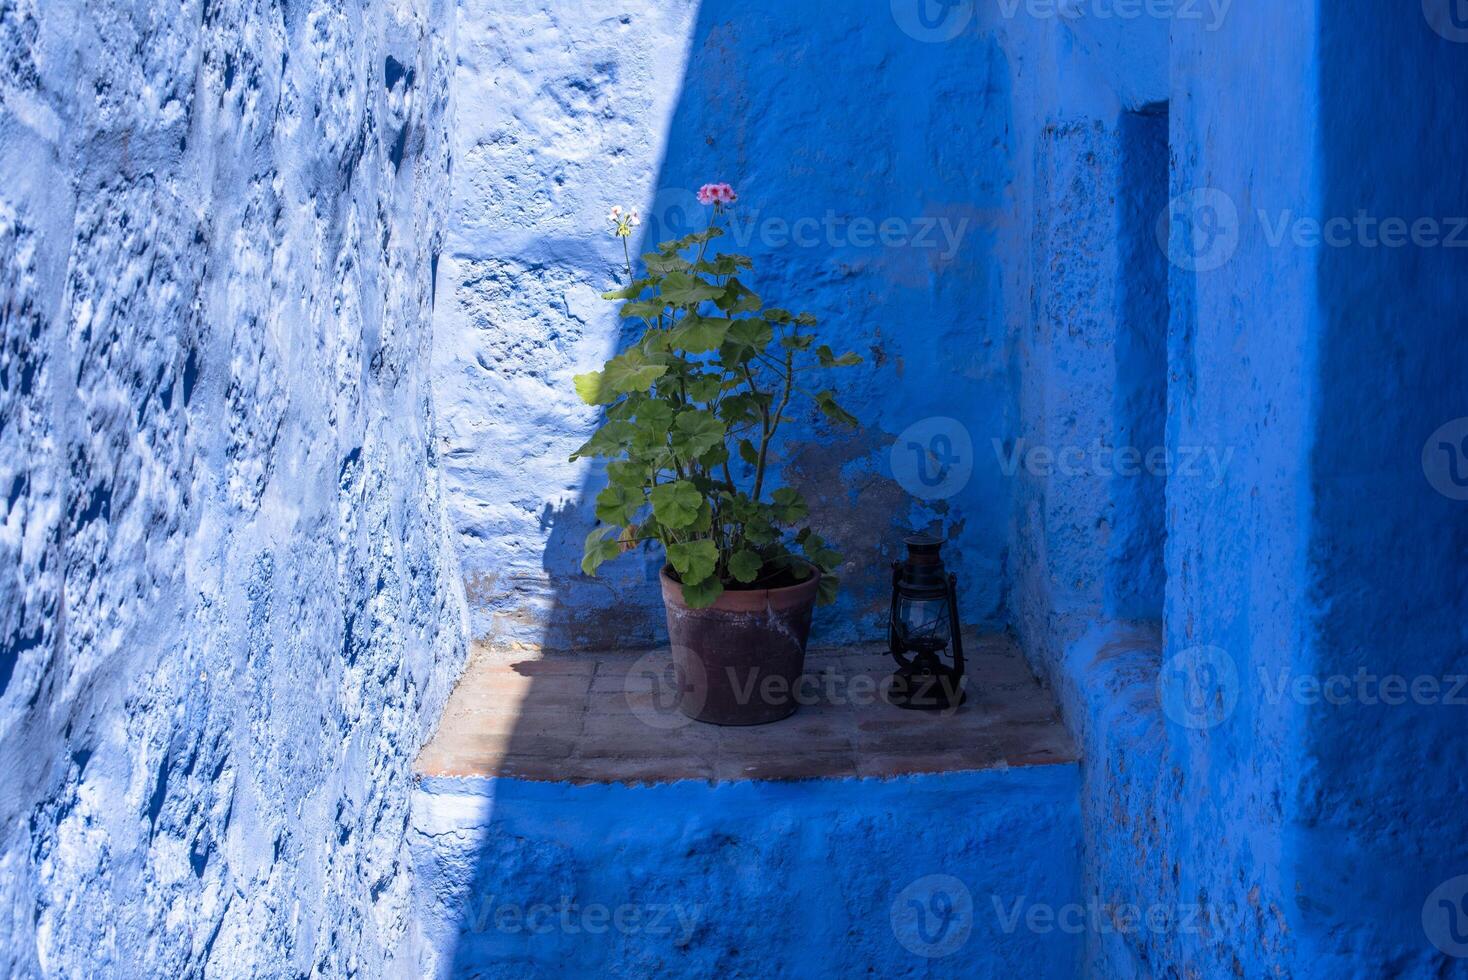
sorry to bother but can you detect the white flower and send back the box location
[608,205,623,222]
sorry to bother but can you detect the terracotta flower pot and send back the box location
[659,565,821,726]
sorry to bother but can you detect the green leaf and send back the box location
[770,487,810,524]
[729,549,763,584]
[680,576,726,610]
[761,308,794,324]
[688,499,714,534]
[744,522,780,546]
[660,270,725,306]
[570,420,637,460]
[644,252,690,275]
[808,545,843,570]
[635,399,673,432]
[716,278,762,314]
[815,389,859,427]
[817,345,863,368]
[685,375,723,402]
[620,300,668,320]
[780,554,814,579]
[698,442,729,469]
[603,349,668,394]
[606,459,649,487]
[667,538,718,585]
[650,480,702,529]
[719,393,762,427]
[667,314,732,353]
[798,529,842,571]
[605,399,638,421]
[581,526,621,576]
[780,333,816,351]
[595,484,642,525]
[602,279,654,301]
[795,312,819,326]
[671,411,726,459]
[816,574,839,606]
[573,371,616,406]
[695,254,743,276]
[723,318,773,354]
[657,229,722,258]
[738,439,760,466]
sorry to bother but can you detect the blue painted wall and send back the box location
[0,0,468,974]
[410,768,1083,978]
[1299,0,1468,971]
[437,0,1019,651]
[1019,2,1468,975]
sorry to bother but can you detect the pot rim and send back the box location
[660,562,821,614]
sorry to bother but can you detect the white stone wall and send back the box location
[434,0,701,652]
[0,0,465,974]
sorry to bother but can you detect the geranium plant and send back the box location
[572,183,863,609]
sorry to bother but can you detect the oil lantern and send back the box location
[886,534,966,711]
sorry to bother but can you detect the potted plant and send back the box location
[572,183,863,725]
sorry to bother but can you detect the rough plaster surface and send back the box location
[0,0,466,974]
[1300,1,1468,972]
[436,0,1018,651]
[409,768,1082,978]
[1020,4,1468,976]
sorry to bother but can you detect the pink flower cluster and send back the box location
[697,183,738,206]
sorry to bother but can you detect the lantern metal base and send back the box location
[885,663,967,712]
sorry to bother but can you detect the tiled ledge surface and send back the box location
[414,634,1077,784]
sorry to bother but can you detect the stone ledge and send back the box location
[415,633,1077,784]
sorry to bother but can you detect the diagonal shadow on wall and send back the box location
[426,0,1022,975]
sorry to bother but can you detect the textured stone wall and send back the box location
[1163,5,1320,975]
[436,0,1018,651]
[0,0,465,974]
